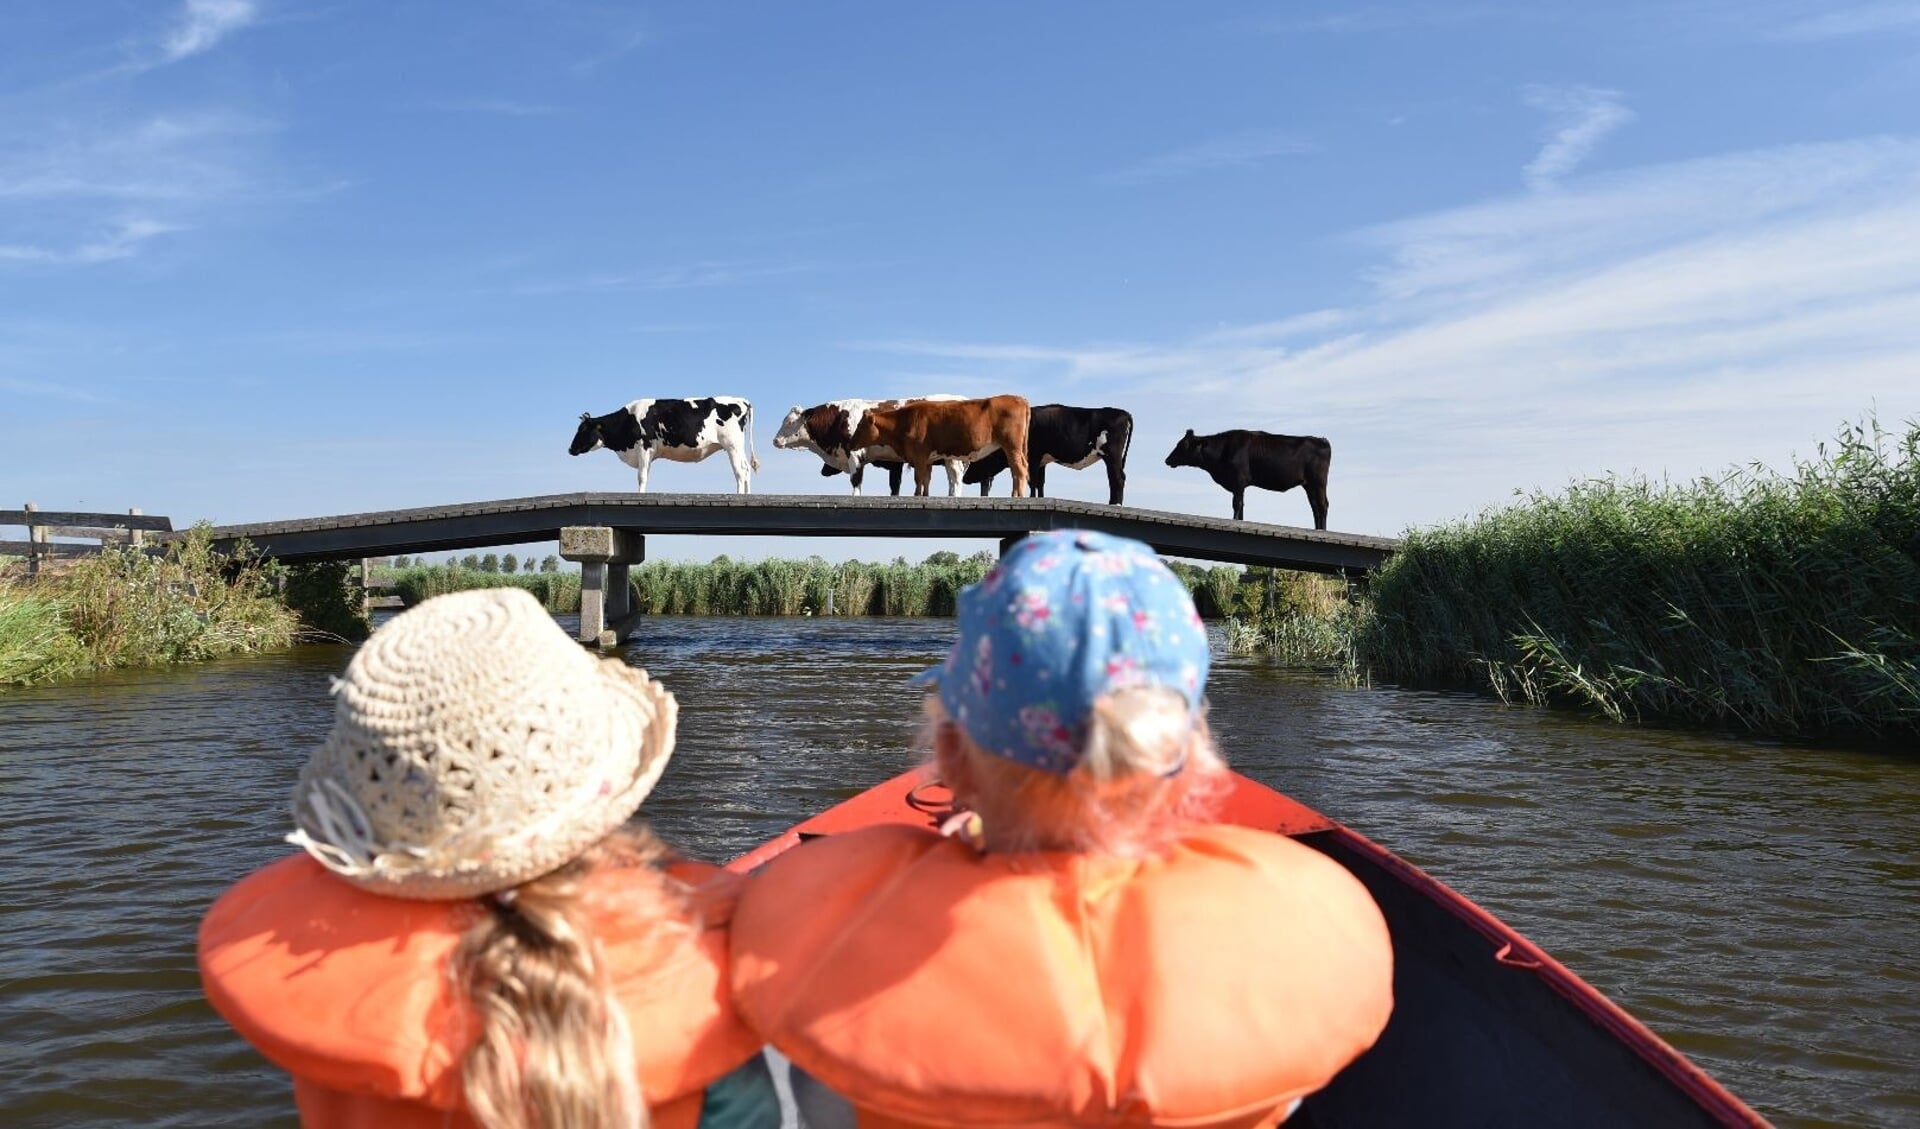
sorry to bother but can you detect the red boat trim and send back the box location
[1324,824,1770,1128]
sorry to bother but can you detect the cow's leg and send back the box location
[943,459,964,497]
[635,451,653,493]
[887,463,905,496]
[913,461,933,497]
[977,471,995,497]
[849,463,866,496]
[728,445,752,494]
[1232,486,1246,521]
[1030,459,1047,499]
[1308,478,1330,531]
[1008,446,1030,498]
[1104,455,1125,506]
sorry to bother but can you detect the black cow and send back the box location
[962,404,1134,505]
[1165,429,1331,527]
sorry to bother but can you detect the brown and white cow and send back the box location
[771,396,968,496]
[850,395,1031,497]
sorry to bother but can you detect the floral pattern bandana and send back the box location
[912,530,1211,774]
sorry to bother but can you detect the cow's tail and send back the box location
[747,400,762,472]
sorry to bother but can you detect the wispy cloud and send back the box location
[0,113,269,203]
[514,261,812,295]
[573,26,648,75]
[1363,136,1920,300]
[1259,6,1503,34]
[0,374,117,404]
[0,219,184,265]
[430,99,561,118]
[1771,2,1920,40]
[1102,129,1315,185]
[0,111,276,267]
[158,0,258,65]
[1522,85,1633,191]
[857,136,1920,531]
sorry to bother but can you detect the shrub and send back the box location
[281,561,371,642]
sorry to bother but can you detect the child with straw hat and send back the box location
[199,588,777,1129]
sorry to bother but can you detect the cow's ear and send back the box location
[580,411,592,422]
[1185,428,1195,437]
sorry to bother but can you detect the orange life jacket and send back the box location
[731,822,1392,1129]
[199,854,764,1129]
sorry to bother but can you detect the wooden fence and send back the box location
[0,505,174,577]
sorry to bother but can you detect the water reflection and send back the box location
[0,617,1914,1128]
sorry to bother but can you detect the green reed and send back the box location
[387,565,583,613]
[1356,415,1920,739]
[622,552,997,616]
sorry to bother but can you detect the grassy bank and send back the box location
[0,527,303,686]
[1243,417,1920,740]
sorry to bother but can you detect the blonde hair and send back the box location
[925,688,1228,858]
[454,827,685,1129]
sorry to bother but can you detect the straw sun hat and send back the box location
[287,587,677,900]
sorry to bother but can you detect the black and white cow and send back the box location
[771,395,968,496]
[568,397,761,493]
[962,404,1134,505]
[1165,428,1331,527]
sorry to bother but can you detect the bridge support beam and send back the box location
[560,527,645,648]
[998,532,1034,558]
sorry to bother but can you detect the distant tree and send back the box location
[540,555,559,573]
[502,553,519,574]
[925,550,961,567]
[480,553,500,573]
[393,555,411,568]
[461,553,481,571]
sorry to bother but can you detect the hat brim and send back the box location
[909,663,944,687]
[293,654,678,901]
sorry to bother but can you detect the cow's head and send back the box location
[569,411,605,456]
[849,411,886,451]
[772,406,811,450]
[1165,428,1204,468]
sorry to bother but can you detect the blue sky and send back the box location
[4,1,1919,563]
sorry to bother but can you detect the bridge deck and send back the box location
[194,493,1398,573]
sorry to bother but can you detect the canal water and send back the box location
[2,616,1915,1128]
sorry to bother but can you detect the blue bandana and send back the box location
[913,530,1211,774]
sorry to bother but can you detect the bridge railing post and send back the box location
[560,527,646,648]
[24,502,43,579]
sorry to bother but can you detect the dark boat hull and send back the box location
[727,767,1769,1129]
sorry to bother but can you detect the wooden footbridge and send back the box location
[187,493,1398,645]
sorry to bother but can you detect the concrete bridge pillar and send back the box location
[560,527,646,648]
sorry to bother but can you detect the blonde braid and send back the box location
[454,828,677,1129]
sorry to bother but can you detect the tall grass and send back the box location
[0,578,86,683]
[623,552,997,616]
[1356,415,1920,739]
[0,525,300,685]
[387,565,583,613]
